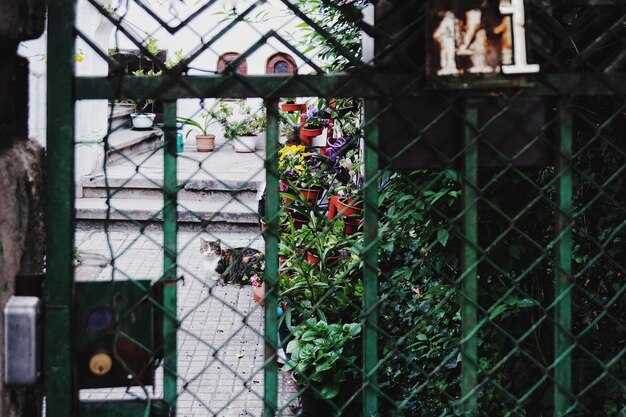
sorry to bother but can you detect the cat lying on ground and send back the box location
[199,237,264,285]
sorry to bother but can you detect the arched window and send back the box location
[217,52,248,75]
[266,53,297,74]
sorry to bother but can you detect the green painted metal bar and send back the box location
[162,101,178,411]
[74,73,626,100]
[79,400,169,417]
[363,100,379,417]
[460,99,479,416]
[554,102,574,417]
[45,0,76,415]
[263,99,280,417]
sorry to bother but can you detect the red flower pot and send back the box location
[328,195,363,220]
[301,126,323,137]
[305,251,319,265]
[252,282,265,305]
[283,187,320,206]
[344,218,362,235]
[281,103,306,113]
[299,134,313,147]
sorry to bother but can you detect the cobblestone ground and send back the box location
[75,229,298,417]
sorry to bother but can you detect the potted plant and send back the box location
[327,150,364,234]
[281,98,305,113]
[128,69,159,129]
[177,110,218,152]
[280,111,302,145]
[278,146,332,206]
[215,101,266,153]
[284,319,362,416]
[250,274,265,305]
[301,116,324,137]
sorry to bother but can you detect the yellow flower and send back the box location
[294,165,305,174]
[74,54,84,62]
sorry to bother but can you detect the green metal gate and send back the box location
[45,1,625,416]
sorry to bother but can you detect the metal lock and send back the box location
[4,296,42,385]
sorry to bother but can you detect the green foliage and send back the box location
[176,111,218,138]
[284,318,361,400]
[377,169,463,416]
[214,101,265,138]
[377,99,625,415]
[287,0,368,72]
[304,117,323,129]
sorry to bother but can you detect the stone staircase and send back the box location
[76,109,265,233]
[106,104,163,166]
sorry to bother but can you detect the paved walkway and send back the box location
[75,228,297,416]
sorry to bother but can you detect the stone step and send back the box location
[106,128,163,166]
[81,176,260,203]
[75,197,260,225]
[108,104,134,131]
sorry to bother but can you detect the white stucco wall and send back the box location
[20,0,319,148]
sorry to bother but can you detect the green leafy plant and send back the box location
[176,111,218,138]
[284,319,361,400]
[304,116,323,129]
[214,101,266,138]
[126,69,160,114]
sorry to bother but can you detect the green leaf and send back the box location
[320,384,340,400]
[437,229,449,247]
[489,304,508,320]
[515,298,537,308]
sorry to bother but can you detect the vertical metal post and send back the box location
[363,100,379,417]
[263,99,280,417]
[45,0,76,415]
[554,102,573,416]
[461,99,479,416]
[162,101,178,411]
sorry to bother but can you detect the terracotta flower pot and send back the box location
[305,251,319,265]
[344,218,362,235]
[299,134,313,147]
[252,282,265,305]
[301,126,323,137]
[327,195,363,220]
[281,103,306,113]
[282,186,320,206]
[195,134,215,152]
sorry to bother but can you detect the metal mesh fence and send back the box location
[44,0,625,416]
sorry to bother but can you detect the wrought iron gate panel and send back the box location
[45,1,626,416]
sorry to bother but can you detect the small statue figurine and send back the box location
[433,11,460,75]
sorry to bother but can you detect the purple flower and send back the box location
[379,175,392,190]
[279,181,289,192]
[286,169,294,177]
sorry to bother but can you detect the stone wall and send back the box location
[0,0,46,415]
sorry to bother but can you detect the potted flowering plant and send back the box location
[251,274,265,305]
[215,101,266,153]
[278,145,331,205]
[176,110,218,152]
[327,150,364,234]
[301,116,324,137]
